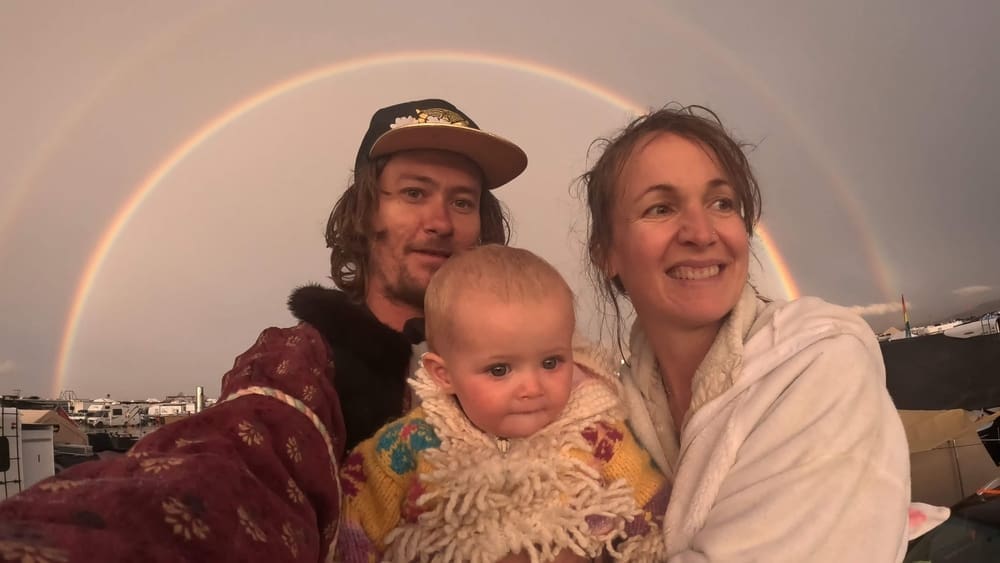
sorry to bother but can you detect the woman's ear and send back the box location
[421,352,454,393]
[592,246,617,280]
[602,253,627,294]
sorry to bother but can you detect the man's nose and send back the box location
[423,199,455,237]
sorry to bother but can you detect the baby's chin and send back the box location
[492,413,560,439]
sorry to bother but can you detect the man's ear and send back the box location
[421,352,454,393]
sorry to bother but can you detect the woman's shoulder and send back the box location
[739,295,885,394]
[753,295,878,349]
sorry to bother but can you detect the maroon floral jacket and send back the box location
[0,287,415,563]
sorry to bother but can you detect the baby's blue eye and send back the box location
[488,364,510,377]
[541,357,562,370]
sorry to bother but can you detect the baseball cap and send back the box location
[354,99,528,190]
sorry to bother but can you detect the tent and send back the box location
[19,409,88,446]
[883,332,1000,410]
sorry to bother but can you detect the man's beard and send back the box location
[385,267,427,312]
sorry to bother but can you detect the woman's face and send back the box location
[607,132,749,332]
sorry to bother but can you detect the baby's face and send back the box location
[435,293,575,439]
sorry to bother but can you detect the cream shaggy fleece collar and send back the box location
[627,284,764,474]
[384,344,658,563]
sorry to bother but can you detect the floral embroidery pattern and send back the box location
[140,457,184,474]
[301,385,317,403]
[286,436,302,464]
[281,522,304,558]
[254,332,269,347]
[238,421,264,446]
[340,451,365,498]
[626,484,670,537]
[126,450,150,459]
[237,506,267,542]
[0,540,68,563]
[174,438,201,448]
[37,479,83,493]
[235,350,263,366]
[276,359,290,375]
[285,334,302,347]
[286,478,305,504]
[401,481,427,523]
[375,418,440,475]
[162,497,209,541]
[581,422,624,462]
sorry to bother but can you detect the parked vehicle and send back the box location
[84,402,144,428]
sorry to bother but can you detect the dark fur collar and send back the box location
[287,284,413,452]
[287,284,412,373]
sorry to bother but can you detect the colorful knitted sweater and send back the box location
[336,346,670,562]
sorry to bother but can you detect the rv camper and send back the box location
[84,401,144,428]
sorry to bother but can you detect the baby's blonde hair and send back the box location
[424,245,575,353]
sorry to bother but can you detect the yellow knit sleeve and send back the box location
[337,408,440,561]
[572,419,670,523]
[603,419,669,508]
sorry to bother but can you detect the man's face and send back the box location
[367,150,484,310]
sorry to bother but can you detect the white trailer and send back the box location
[0,407,55,500]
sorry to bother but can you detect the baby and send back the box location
[337,245,669,562]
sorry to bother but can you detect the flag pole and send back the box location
[902,294,912,338]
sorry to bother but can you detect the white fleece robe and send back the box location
[621,285,912,562]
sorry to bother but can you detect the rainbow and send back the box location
[53,50,802,397]
[633,8,897,300]
[756,223,800,299]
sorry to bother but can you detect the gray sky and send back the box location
[1,1,998,399]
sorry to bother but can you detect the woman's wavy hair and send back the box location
[325,158,511,302]
[578,103,763,354]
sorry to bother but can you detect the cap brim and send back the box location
[369,124,527,190]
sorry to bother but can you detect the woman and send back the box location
[581,105,912,561]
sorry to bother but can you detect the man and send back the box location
[0,99,527,562]
[300,100,524,452]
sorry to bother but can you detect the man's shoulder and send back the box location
[286,284,411,356]
[234,323,328,364]
[287,285,371,332]
[282,285,416,452]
